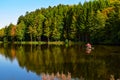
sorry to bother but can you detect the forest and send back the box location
[0,0,120,44]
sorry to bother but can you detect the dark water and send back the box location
[0,44,120,80]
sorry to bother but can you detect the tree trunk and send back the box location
[48,37,49,42]
[30,34,32,42]
[38,36,41,44]
[38,36,41,42]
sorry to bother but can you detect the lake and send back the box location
[0,44,120,80]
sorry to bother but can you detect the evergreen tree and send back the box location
[16,21,26,41]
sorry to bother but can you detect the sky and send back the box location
[0,0,87,29]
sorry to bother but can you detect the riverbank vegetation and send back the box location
[0,0,120,44]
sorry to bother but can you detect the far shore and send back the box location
[0,41,119,46]
[0,41,84,45]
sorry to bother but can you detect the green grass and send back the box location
[13,41,64,45]
[13,41,47,44]
[47,41,64,45]
[0,41,84,45]
[0,41,3,44]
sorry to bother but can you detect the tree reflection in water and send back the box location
[41,72,71,80]
[0,44,120,79]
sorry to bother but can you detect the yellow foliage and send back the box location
[0,28,5,37]
[102,7,114,17]
[110,0,120,3]
[11,26,16,37]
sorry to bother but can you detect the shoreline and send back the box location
[0,41,83,45]
[0,41,120,46]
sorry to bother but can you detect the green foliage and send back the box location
[16,21,26,41]
[0,28,5,40]
[36,14,45,41]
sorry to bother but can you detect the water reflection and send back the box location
[86,48,92,54]
[41,72,71,80]
[0,44,120,79]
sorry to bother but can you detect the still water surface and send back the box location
[0,44,120,80]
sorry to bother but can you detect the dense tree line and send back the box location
[0,0,120,44]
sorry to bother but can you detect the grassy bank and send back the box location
[0,41,65,45]
[14,41,47,45]
[0,41,85,45]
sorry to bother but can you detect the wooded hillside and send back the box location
[0,0,120,44]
